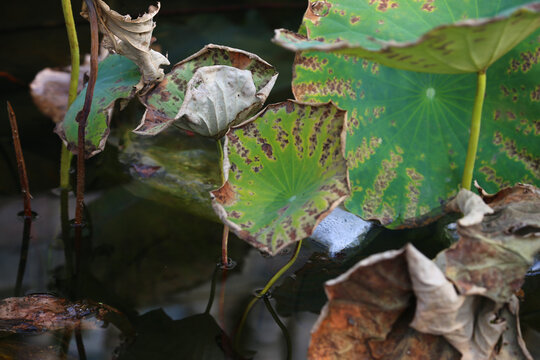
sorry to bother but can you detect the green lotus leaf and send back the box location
[292,30,540,228]
[211,100,350,255]
[274,0,540,74]
[57,54,141,157]
[135,45,278,138]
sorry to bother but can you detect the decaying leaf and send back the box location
[30,52,107,123]
[437,183,540,303]
[309,244,533,359]
[0,294,121,334]
[309,245,459,359]
[135,44,278,138]
[447,188,494,226]
[30,68,74,123]
[211,100,350,255]
[176,65,260,138]
[406,245,508,360]
[82,0,170,84]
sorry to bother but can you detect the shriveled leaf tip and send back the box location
[83,0,170,85]
[448,188,494,226]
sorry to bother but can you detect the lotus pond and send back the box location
[1,0,539,359]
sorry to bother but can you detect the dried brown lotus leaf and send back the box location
[82,0,169,84]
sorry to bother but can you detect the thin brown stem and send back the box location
[7,101,32,218]
[74,0,99,266]
[221,224,229,267]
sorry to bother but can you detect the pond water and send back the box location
[1,0,539,359]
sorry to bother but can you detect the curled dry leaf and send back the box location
[439,183,540,302]
[82,0,170,85]
[447,188,494,226]
[176,65,260,138]
[30,68,73,123]
[0,294,121,334]
[30,52,107,123]
[309,244,532,360]
[135,44,278,138]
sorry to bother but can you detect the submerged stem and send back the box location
[263,295,292,360]
[60,0,79,190]
[234,239,303,351]
[461,70,486,190]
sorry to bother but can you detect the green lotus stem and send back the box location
[461,70,486,190]
[60,0,80,189]
[234,239,303,351]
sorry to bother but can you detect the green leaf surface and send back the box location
[274,0,540,74]
[57,55,141,157]
[211,100,350,255]
[292,31,540,228]
[135,44,278,138]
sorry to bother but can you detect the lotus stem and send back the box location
[461,70,486,190]
[7,102,32,218]
[7,101,34,296]
[234,239,303,352]
[60,0,80,190]
[216,139,230,268]
[74,0,99,269]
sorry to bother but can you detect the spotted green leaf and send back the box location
[57,55,141,157]
[274,0,540,74]
[135,45,278,138]
[292,31,540,228]
[211,100,350,255]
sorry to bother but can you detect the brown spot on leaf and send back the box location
[369,0,399,12]
[362,150,402,223]
[405,168,424,218]
[230,52,252,69]
[212,181,236,206]
[347,136,382,167]
[531,85,540,101]
[350,15,361,24]
[493,131,539,176]
[261,142,275,160]
[296,54,324,71]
